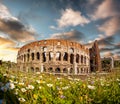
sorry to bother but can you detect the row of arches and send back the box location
[18,52,89,65]
[29,67,89,74]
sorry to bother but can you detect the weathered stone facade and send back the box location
[17,39,90,74]
[89,40,101,72]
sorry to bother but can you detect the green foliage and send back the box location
[0,66,120,104]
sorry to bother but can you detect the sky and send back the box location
[0,0,120,62]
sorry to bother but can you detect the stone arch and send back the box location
[43,66,46,72]
[56,52,61,61]
[36,52,40,60]
[84,56,86,64]
[70,54,74,64]
[31,67,34,72]
[55,67,61,73]
[31,53,34,60]
[42,52,46,62]
[36,67,39,72]
[70,68,73,74]
[81,55,83,64]
[76,54,79,63]
[48,67,53,72]
[63,68,68,73]
[28,49,30,52]
[63,52,68,61]
[49,52,54,61]
[77,67,79,74]
[27,54,30,61]
[81,68,83,73]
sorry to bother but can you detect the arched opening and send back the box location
[84,56,86,64]
[36,52,40,60]
[55,68,61,73]
[76,54,79,63]
[77,68,79,74]
[70,54,74,64]
[81,55,83,64]
[36,67,39,72]
[70,68,73,74]
[43,66,46,72]
[42,52,46,62]
[56,52,61,61]
[63,68,67,73]
[27,54,30,61]
[31,53,34,60]
[81,68,83,73]
[63,52,68,61]
[31,67,34,72]
[49,52,54,61]
[48,67,53,72]
[28,49,30,52]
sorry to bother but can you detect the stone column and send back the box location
[68,54,70,63]
[40,64,43,72]
[68,68,70,74]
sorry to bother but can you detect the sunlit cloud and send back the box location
[57,8,90,28]
[91,0,119,20]
[98,16,120,36]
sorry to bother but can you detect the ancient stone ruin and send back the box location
[17,39,101,74]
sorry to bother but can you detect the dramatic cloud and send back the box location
[98,16,120,36]
[91,0,120,20]
[0,3,36,42]
[57,8,90,28]
[51,30,85,42]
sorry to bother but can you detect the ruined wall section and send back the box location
[17,39,90,74]
[89,40,101,72]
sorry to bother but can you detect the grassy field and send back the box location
[0,66,120,104]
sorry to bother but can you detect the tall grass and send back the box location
[0,66,120,104]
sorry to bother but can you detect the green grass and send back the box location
[0,66,120,104]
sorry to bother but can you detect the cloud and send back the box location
[98,16,120,36]
[57,8,90,28]
[91,0,120,20]
[0,36,19,62]
[0,3,36,42]
[51,30,85,42]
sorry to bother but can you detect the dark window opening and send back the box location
[48,67,53,72]
[37,52,40,60]
[70,68,73,73]
[63,68,67,73]
[43,52,46,62]
[55,68,60,73]
[76,54,79,63]
[63,52,68,61]
[81,55,83,63]
[84,56,86,64]
[31,53,34,60]
[70,54,74,64]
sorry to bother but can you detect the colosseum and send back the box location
[17,39,101,74]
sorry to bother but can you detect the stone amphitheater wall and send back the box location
[17,39,90,74]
